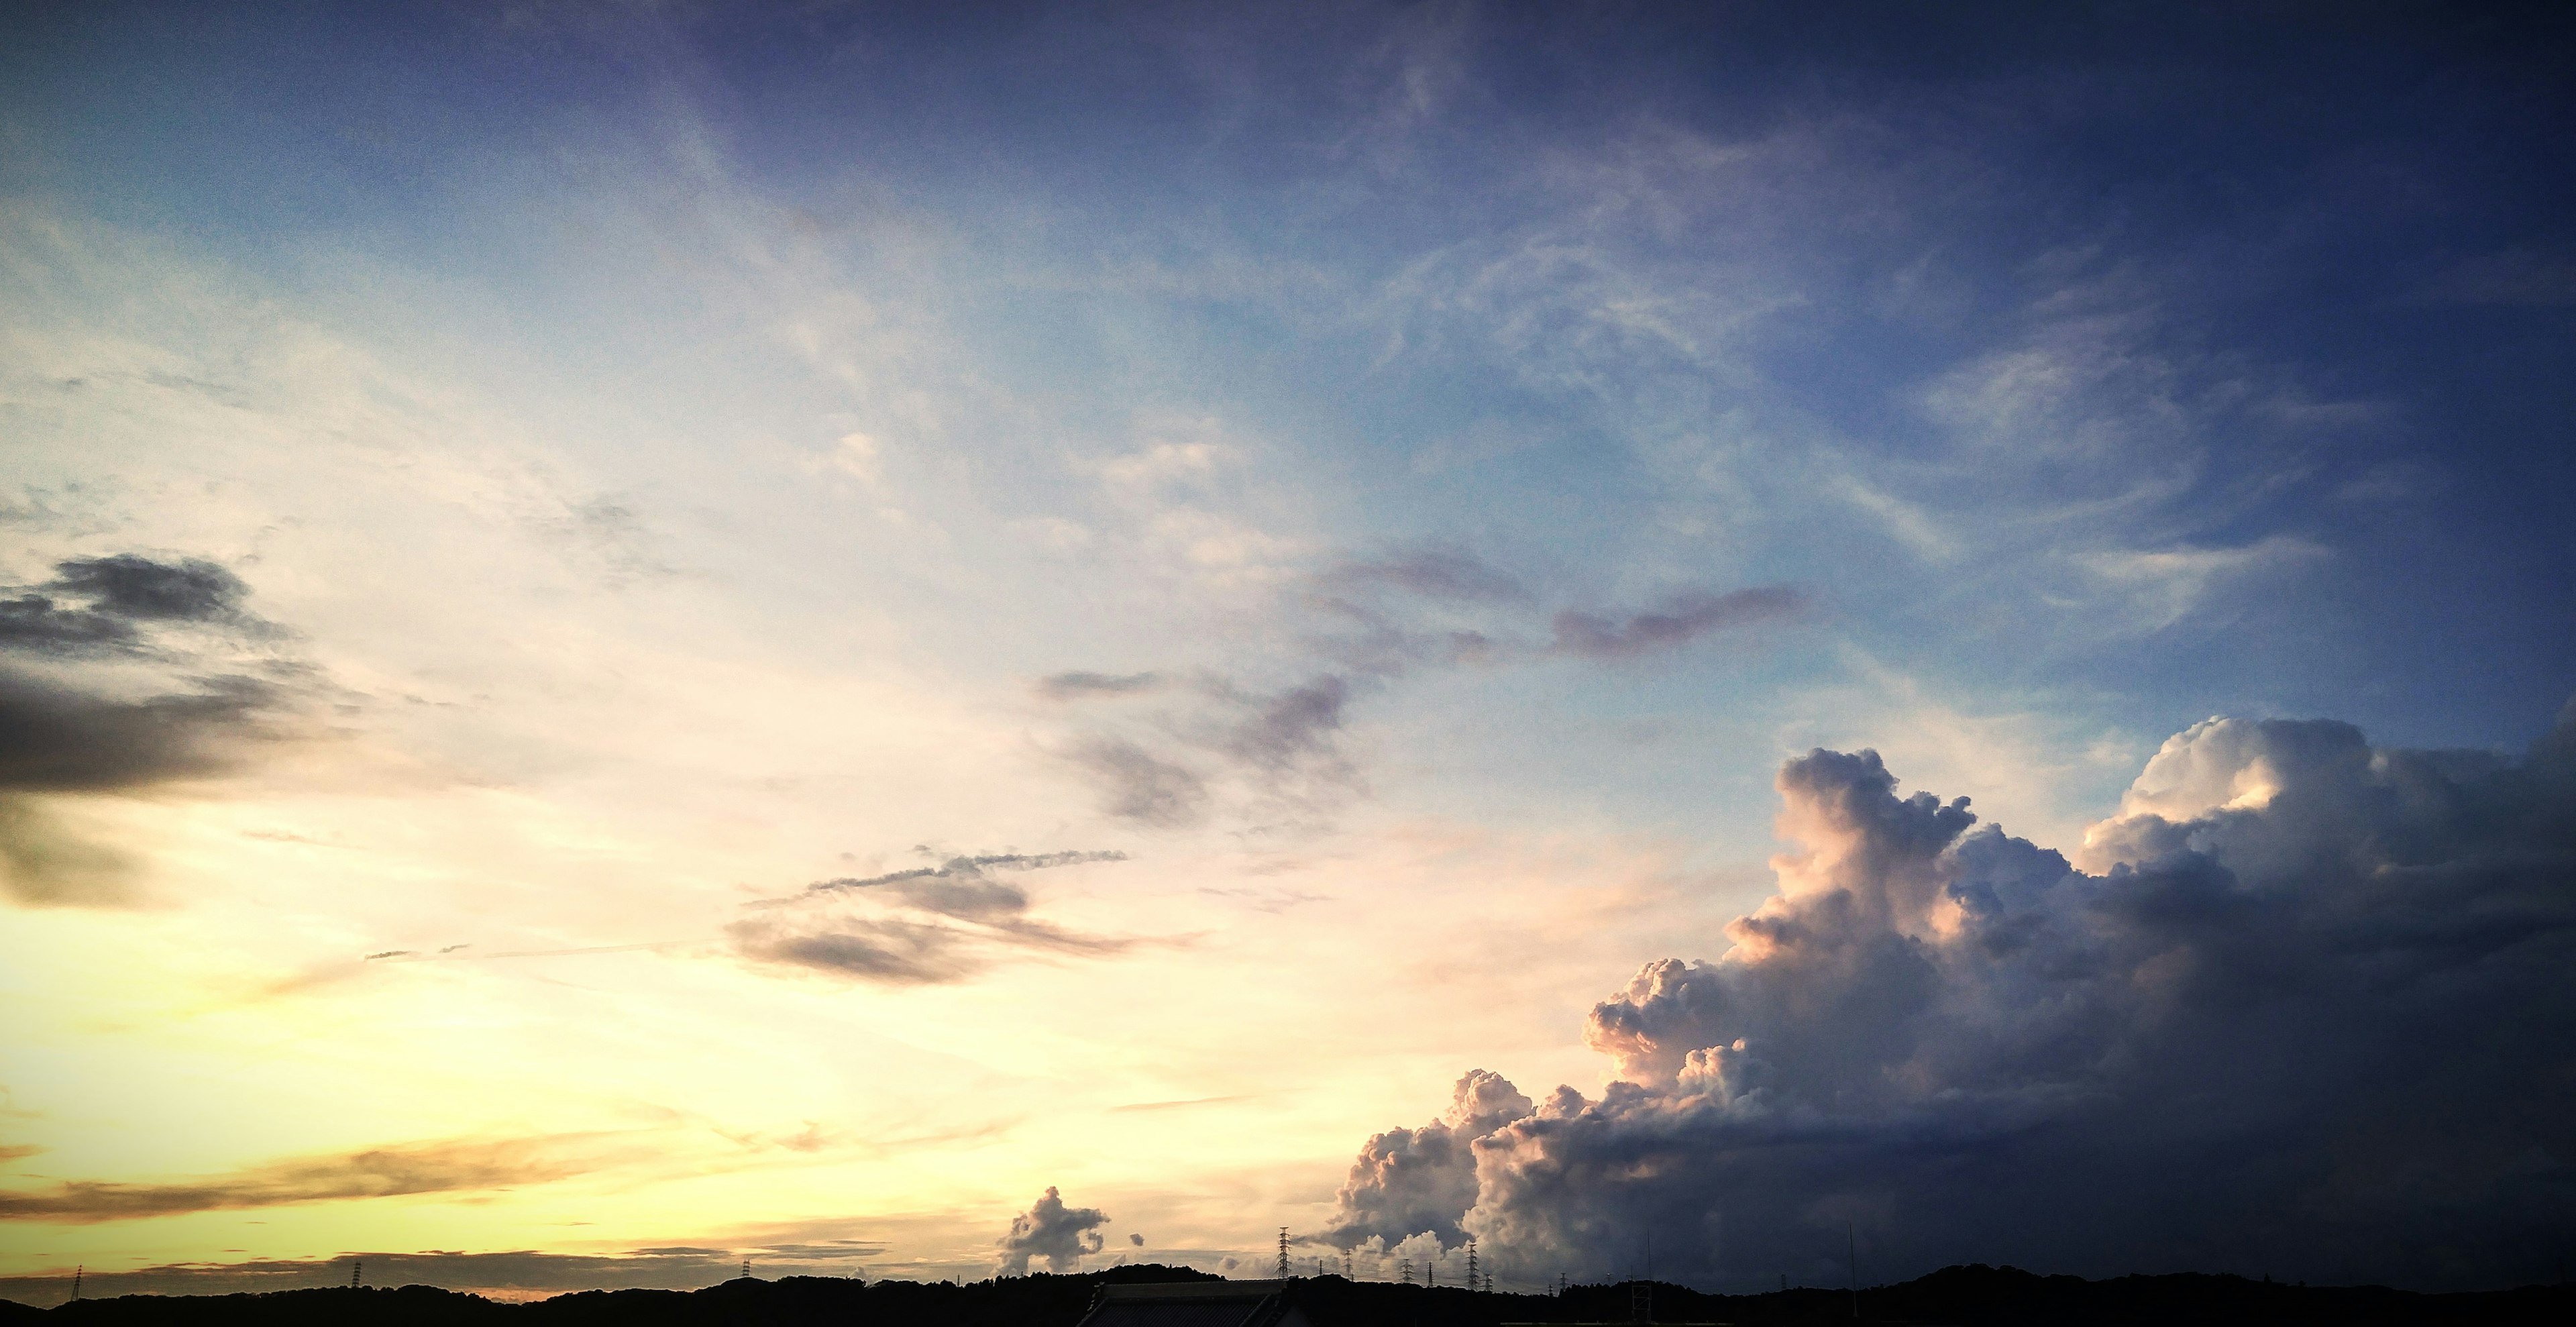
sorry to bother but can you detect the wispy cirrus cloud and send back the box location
[0,1132,640,1224]
[729,850,1155,985]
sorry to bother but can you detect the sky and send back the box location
[2,0,2573,1306]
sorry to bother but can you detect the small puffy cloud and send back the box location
[1325,705,2576,1289]
[996,1186,1108,1275]
[1128,1233,1144,1245]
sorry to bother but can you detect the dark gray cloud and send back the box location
[1550,585,1805,659]
[1327,549,1527,602]
[1036,671,1169,700]
[1069,735,1209,826]
[0,554,299,905]
[1326,708,2576,1291]
[0,1134,616,1225]
[996,1186,1108,1275]
[0,555,257,655]
[50,554,248,621]
[0,671,286,905]
[0,594,140,653]
[0,670,276,794]
[731,849,1144,984]
[726,916,983,985]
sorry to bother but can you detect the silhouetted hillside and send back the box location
[8,1263,2570,1326]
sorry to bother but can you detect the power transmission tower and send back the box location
[1849,1224,1859,1321]
[1401,1259,1412,1285]
[352,1261,362,1289]
[1466,1238,1479,1293]
[1631,1232,1658,1324]
[71,1267,81,1301]
[1277,1228,1290,1279]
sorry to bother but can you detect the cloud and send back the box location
[1037,671,1169,700]
[0,553,305,904]
[49,554,250,622]
[1550,586,1805,659]
[2077,536,2328,630]
[729,850,1145,985]
[1326,1070,1532,1250]
[725,916,983,986]
[1324,706,2576,1290]
[796,851,1128,908]
[1041,575,1809,833]
[1326,549,1527,602]
[0,670,278,794]
[996,1186,1108,1275]
[0,1134,628,1224]
[0,554,262,656]
[1067,735,1209,826]
[1223,675,1350,772]
[0,596,140,653]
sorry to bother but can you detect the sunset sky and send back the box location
[4,1,2573,1306]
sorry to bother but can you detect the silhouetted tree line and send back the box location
[7,1262,2569,1327]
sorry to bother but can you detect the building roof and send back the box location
[1074,1279,1309,1327]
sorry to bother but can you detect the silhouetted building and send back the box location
[1076,1279,1314,1327]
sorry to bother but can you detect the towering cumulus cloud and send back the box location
[997,1186,1109,1275]
[1328,709,2576,1290]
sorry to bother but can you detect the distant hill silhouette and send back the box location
[6,1263,2569,1326]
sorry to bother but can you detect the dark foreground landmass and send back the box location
[5,1263,2570,1326]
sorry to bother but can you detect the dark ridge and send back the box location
[7,1264,2571,1326]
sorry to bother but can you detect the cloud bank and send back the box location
[996,1186,1108,1275]
[1326,708,2576,1290]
